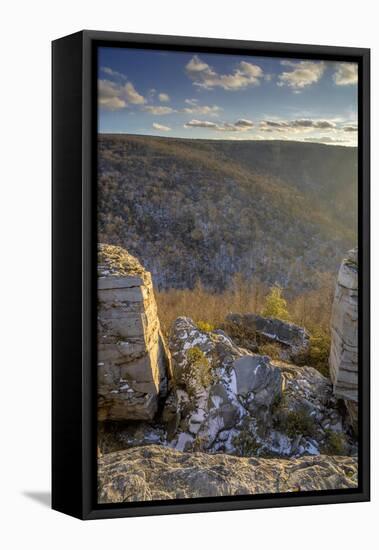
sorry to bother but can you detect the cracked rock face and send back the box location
[96,246,359,501]
[159,317,355,458]
[97,445,358,503]
[167,317,283,452]
[329,249,358,428]
[97,244,171,421]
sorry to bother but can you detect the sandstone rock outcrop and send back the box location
[168,317,282,452]
[95,243,358,503]
[98,444,358,503]
[329,249,358,429]
[225,313,310,361]
[159,317,355,458]
[97,244,171,421]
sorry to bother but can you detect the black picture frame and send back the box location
[52,30,370,520]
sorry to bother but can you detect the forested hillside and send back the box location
[98,134,357,293]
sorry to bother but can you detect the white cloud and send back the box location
[234,119,254,128]
[343,125,358,132]
[259,120,287,130]
[158,93,170,102]
[98,80,125,110]
[98,79,145,110]
[185,55,264,90]
[333,63,358,86]
[184,119,219,129]
[123,82,145,104]
[100,66,127,80]
[99,97,127,111]
[186,57,210,73]
[152,122,171,131]
[257,117,357,146]
[303,136,348,144]
[291,119,336,129]
[278,61,325,89]
[144,101,221,116]
[312,120,336,129]
[182,104,222,116]
[184,118,254,132]
[143,105,176,115]
[260,118,336,131]
[219,123,243,132]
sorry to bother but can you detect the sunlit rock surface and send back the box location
[97,244,171,421]
[329,248,358,431]
[98,445,358,503]
[161,317,355,458]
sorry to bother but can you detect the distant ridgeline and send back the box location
[98,134,357,293]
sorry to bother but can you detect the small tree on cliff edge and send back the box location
[262,285,290,321]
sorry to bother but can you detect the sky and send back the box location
[98,47,358,146]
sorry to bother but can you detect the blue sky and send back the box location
[98,47,358,146]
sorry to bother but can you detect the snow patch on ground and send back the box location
[207,414,225,441]
[175,432,194,451]
[211,395,222,408]
[304,440,320,455]
[182,332,209,351]
[267,431,293,456]
[229,369,237,395]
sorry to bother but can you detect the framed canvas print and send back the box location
[52,30,370,520]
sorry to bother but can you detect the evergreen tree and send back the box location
[262,286,289,320]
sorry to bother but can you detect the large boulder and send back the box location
[225,313,310,361]
[162,317,355,458]
[97,244,171,421]
[233,355,282,423]
[98,445,358,502]
[167,317,282,453]
[329,249,358,431]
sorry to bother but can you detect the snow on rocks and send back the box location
[163,317,356,459]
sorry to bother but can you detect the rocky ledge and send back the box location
[98,444,358,503]
[97,244,359,501]
[97,244,171,421]
[163,317,355,457]
[329,248,358,432]
[99,316,356,459]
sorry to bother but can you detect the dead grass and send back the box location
[155,276,334,340]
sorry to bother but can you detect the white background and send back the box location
[0,1,376,548]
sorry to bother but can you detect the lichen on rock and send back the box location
[159,316,355,459]
[96,246,359,500]
[98,445,358,503]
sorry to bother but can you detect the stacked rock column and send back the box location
[97,244,170,421]
[329,248,358,432]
